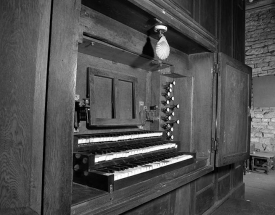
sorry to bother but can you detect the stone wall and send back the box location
[245,6,275,77]
[251,107,275,152]
[246,3,275,152]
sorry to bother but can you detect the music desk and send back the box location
[250,152,274,174]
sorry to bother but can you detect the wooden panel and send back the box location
[218,0,233,57]
[0,0,51,213]
[117,80,134,119]
[196,172,214,192]
[233,0,245,63]
[94,76,113,119]
[0,207,38,215]
[81,0,217,54]
[200,0,217,37]
[78,37,171,72]
[174,77,193,152]
[168,0,193,15]
[150,72,161,131]
[121,192,172,215]
[193,0,217,37]
[217,164,231,179]
[76,53,149,134]
[116,184,190,215]
[42,0,80,214]
[216,53,252,167]
[218,175,231,200]
[88,67,139,127]
[231,182,245,200]
[80,5,190,77]
[189,53,215,158]
[233,163,244,188]
[195,186,215,215]
[71,162,212,215]
[174,184,191,215]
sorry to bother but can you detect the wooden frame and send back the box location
[88,68,139,127]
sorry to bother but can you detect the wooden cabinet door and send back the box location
[215,53,251,167]
[189,53,216,161]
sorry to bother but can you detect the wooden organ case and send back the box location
[0,0,251,214]
[67,0,252,214]
[69,1,251,214]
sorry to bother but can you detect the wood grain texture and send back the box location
[232,163,244,188]
[189,53,214,158]
[216,53,251,167]
[42,0,80,214]
[71,161,212,215]
[87,67,139,126]
[195,185,215,215]
[0,207,38,215]
[217,175,231,200]
[167,0,193,16]
[76,53,148,133]
[218,0,234,57]
[0,0,51,213]
[173,184,190,215]
[121,190,175,215]
[196,172,214,192]
[193,0,217,37]
[233,0,245,63]
[82,0,216,54]
[121,183,190,215]
[80,6,190,77]
[174,77,193,152]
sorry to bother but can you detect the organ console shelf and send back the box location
[73,130,196,193]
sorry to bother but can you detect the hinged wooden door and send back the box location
[189,52,216,165]
[215,53,251,167]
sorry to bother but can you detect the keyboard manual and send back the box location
[73,130,196,192]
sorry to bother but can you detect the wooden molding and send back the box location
[130,0,218,52]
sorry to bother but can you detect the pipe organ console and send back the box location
[73,130,195,192]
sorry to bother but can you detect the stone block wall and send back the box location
[245,7,275,77]
[251,107,275,152]
[246,3,275,152]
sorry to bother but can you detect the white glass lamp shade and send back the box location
[156,35,170,60]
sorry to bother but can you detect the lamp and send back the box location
[154,24,170,60]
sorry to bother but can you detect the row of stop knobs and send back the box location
[161,81,179,140]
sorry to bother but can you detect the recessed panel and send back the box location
[88,67,139,127]
[94,75,113,119]
[224,65,248,154]
[117,80,133,119]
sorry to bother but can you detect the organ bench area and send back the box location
[0,0,252,215]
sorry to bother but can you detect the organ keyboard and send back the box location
[73,130,195,192]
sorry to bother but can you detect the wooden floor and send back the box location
[210,169,275,215]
